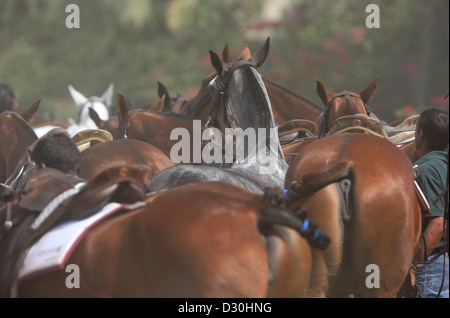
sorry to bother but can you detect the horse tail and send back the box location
[258,202,330,250]
[283,161,354,202]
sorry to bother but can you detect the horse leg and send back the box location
[260,225,312,297]
[333,189,421,297]
[287,184,344,298]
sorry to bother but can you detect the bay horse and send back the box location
[17,181,330,297]
[88,82,174,140]
[0,100,39,183]
[115,92,204,162]
[315,77,378,136]
[79,138,174,181]
[279,77,380,164]
[264,78,322,124]
[149,37,289,194]
[283,133,421,297]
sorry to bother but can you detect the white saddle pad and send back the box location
[18,202,127,282]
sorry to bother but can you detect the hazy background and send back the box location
[1,0,448,124]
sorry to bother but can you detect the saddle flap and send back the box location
[19,170,74,212]
[63,165,152,220]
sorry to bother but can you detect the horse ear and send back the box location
[88,107,101,128]
[157,81,170,100]
[316,80,333,106]
[116,93,130,125]
[163,93,172,112]
[101,83,114,108]
[68,85,88,107]
[239,44,251,60]
[248,37,270,68]
[359,76,379,104]
[222,42,232,63]
[150,94,166,112]
[210,50,224,75]
[21,99,41,123]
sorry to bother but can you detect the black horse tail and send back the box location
[259,202,330,250]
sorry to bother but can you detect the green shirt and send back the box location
[414,151,448,217]
[414,151,448,248]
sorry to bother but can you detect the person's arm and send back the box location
[414,216,444,261]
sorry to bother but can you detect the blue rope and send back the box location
[282,188,300,201]
[300,219,309,233]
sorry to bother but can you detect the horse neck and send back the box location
[326,93,368,132]
[263,78,321,122]
[227,67,285,161]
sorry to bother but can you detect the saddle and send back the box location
[383,115,419,145]
[0,165,152,297]
[326,114,388,139]
[72,128,113,152]
[277,119,318,145]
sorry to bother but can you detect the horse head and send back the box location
[67,83,114,134]
[316,77,378,136]
[206,37,274,136]
[179,42,253,120]
[204,37,287,168]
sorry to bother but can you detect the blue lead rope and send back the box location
[281,188,330,250]
[282,188,300,201]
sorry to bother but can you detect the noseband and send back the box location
[319,91,371,137]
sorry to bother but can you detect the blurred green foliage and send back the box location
[0,0,448,123]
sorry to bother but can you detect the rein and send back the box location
[319,92,371,137]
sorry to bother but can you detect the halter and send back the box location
[319,91,371,137]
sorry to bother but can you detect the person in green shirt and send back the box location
[413,107,448,298]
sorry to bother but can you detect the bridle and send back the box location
[204,59,256,131]
[118,108,143,139]
[319,91,371,137]
[202,58,260,167]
